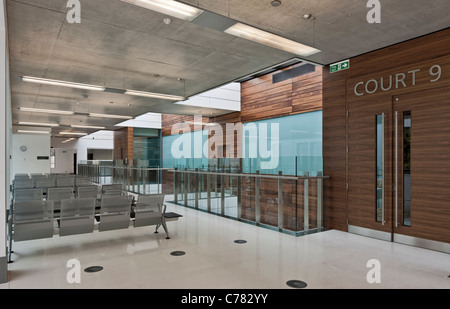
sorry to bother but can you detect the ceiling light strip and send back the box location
[224,23,321,57]
[71,125,106,130]
[121,0,204,21]
[18,122,59,127]
[125,89,185,101]
[19,107,75,115]
[20,76,184,101]
[60,132,88,136]
[89,113,133,120]
[17,130,51,134]
[20,76,106,91]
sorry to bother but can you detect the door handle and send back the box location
[395,111,399,228]
[381,113,385,225]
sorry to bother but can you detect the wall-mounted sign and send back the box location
[330,60,350,73]
[353,64,442,96]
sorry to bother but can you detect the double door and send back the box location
[347,87,450,250]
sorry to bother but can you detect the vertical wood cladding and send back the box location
[161,114,210,137]
[113,127,134,165]
[241,63,323,123]
[322,28,450,233]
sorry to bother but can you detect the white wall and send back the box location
[88,149,113,160]
[76,130,114,162]
[51,148,76,174]
[1,0,8,282]
[51,130,114,165]
[175,82,241,111]
[11,134,51,182]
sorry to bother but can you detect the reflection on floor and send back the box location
[2,196,450,289]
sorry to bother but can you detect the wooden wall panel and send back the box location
[161,114,210,137]
[241,64,323,123]
[113,127,134,165]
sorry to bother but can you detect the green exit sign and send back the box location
[330,60,350,73]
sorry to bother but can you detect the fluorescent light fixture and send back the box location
[18,122,59,127]
[71,125,106,130]
[183,121,215,127]
[125,89,185,101]
[60,132,88,136]
[89,113,133,120]
[17,130,51,134]
[19,107,75,115]
[62,138,76,144]
[225,23,321,57]
[20,76,106,91]
[121,0,204,21]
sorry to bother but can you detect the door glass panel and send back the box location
[403,112,411,226]
[376,115,383,222]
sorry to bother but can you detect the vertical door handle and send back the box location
[381,113,385,225]
[395,111,399,228]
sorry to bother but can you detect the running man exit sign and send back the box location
[330,60,350,73]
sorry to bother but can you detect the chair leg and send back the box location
[161,219,170,239]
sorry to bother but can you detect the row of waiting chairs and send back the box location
[13,184,127,211]
[13,176,92,192]
[12,194,169,242]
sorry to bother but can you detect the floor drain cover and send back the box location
[286,280,307,289]
[170,251,186,256]
[234,240,247,244]
[84,266,103,273]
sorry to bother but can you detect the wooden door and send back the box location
[347,96,393,238]
[393,88,450,244]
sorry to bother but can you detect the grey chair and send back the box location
[101,184,124,196]
[99,195,133,232]
[56,177,75,188]
[75,177,92,187]
[14,173,30,180]
[47,187,74,211]
[13,178,34,190]
[13,188,43,203]
[59,198,96,236]
[13,200,54,242]
[35,177,56,195]
[134,194,170,239]
[76,185,99,200]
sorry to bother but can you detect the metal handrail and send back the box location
[168,169,330,180]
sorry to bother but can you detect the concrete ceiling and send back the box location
[6,0,450,138]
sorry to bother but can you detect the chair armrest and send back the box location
[161,203,167,215]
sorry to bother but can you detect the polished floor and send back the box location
[1,195,449,290]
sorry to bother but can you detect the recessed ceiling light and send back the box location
[302,14,313,20]
[271,0,282,7]
[120,0,204,21]
[225,23,321,57]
